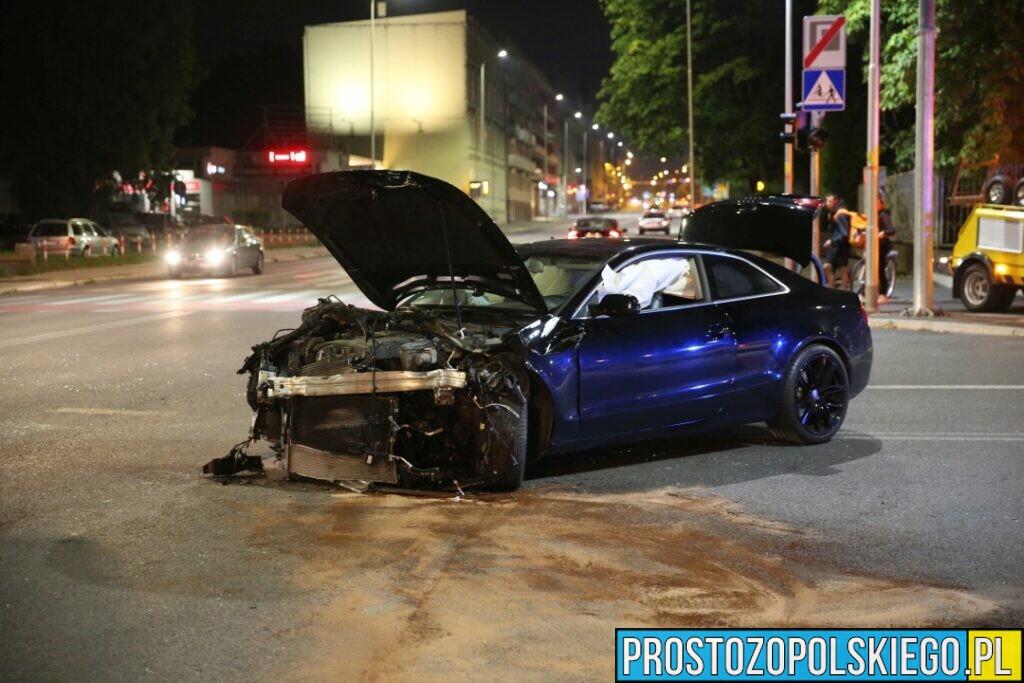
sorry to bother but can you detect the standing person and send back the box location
[876,195,897,304]
[822,194,851,289]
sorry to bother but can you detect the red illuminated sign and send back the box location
[184,179,201,193]
[267,149,309,164]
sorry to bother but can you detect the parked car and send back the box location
[0,214,30,250]
[102,213,152,249]
[568,217,623,239]
[89,224,123,256]
[204,171,872,494]
[586,200,609,213]
[28,218,118,256]
[667,204,691,219]
[165,223,264,278]
[638,209,671,234]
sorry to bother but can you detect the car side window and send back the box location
[72,222,85,236]
[705,255,782,300]
[581,254,704,315]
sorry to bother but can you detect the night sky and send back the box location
[192,0,611,108]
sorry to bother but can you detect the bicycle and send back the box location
[850,247,898,299]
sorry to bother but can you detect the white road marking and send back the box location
[841,434,1023,442]
[55,407,177,417]
[867,385,1024,390]
[0,310,194,348]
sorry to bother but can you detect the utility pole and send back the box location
[783,0,794,196]
[863,0,881,311]
[562,119,570,216]
[686,0,696,205]
[582,129,588,213]
[912,0,936,315]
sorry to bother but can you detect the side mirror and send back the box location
[590,293,640,317]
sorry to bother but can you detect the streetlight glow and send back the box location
[575,167,582,173]
[617,141,623,147]
[555,93,564,101]
[660,156,667,163]
[626,151,634,159]
[591,123,599,130]
[574,111,582,119]
[497,49,508,58]
[606,132,614,139]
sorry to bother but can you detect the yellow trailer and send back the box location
[950,204,1024,311]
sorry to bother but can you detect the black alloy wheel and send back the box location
[769,344,849,444]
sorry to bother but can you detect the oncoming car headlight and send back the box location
[205,248,225,265]
[165,250,181,265]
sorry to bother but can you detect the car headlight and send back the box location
[165,250,181,265]
[205,248,224,265]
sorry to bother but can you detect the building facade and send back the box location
[303,10,567,224]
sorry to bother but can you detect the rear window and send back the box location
[705,256,783,300]
[643,211,665,218]
[33,222,68,237]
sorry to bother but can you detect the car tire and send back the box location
[252,252,265,275]
[960,262,1002,311]
[489,401,528,492]
[983,177,1008,205]
[768,344,849,445]
[1014,179,1024,207]
[110,245,121,258]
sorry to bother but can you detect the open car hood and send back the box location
[283,171,547,313]
[681,195,820,266]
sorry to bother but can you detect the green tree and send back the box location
[597,0,816,192]
[1,1,198,218]
[819,0,1024,170]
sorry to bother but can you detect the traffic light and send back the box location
[779,112,802,148]
[779,111,828,152]
[797,125,829,151]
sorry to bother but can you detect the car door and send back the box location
[701,253,790,417]
[576,253,736,438]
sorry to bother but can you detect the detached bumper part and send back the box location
[202,448,264,476]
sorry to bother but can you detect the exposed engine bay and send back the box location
[203,298,529,491]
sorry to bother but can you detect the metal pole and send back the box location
[543,103,549,216]
[864,0,881,311]
[686,0,696,205]
[811,144,819,259]
[479,62,486,179]
[784,0,794,196]
[369,1,376,167]
[582,129,588,213]
[912,0,936,314]
[562,119,569,216]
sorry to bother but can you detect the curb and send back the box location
[870,316,1024,337]
[0,247,330,296]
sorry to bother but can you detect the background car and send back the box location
[102,213,153,249]
[568,217,622,239]
[28,218,114,256]
[638,209,671,234]
[165,223,264,278]
[89,223,122,256]
[667,204,691,219]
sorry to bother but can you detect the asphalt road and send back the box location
[2,213,1022,681]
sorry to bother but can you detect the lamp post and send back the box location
[478,48,508,217]
[369,1,377,167]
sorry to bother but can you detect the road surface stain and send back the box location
[246,486,993,682]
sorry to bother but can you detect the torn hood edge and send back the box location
[681,195,821,267]
[282,170,547,314]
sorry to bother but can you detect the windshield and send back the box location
[185,225,233,243]
[401,253,605,312]
[643,211,665,218]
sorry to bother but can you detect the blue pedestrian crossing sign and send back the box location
[802,69,845,111]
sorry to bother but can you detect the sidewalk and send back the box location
[868,276,1024,337]
[0,245,329,295]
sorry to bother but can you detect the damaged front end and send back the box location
[204,298,528,491]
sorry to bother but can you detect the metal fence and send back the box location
[867,170,964,248]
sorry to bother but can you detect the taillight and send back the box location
[568,230,579,239]
[68,236,76,246]
[608,230,620,237]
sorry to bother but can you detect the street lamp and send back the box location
[574,111,582,119]
[478,48,508,215]
[607,131,614,139]
[555,93,564,101]
[591,123,599,130]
